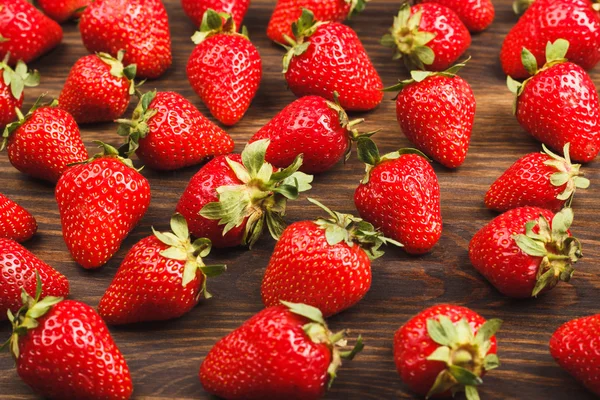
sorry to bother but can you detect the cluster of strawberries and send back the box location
[0,0,599,399]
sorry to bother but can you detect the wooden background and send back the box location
[1,0,599,398]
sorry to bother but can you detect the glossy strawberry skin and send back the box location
[55,157,151,269]
[0,194,37,243]
[500,0,600,79]
[36,0,90,23]
[550,314,600,396]
[354,154,442,254]
[6,107,88,183]
[249,96,349,173]
[200,305,331,400]
[79,0,172,79]
[419,0,494,32]
[187,33,262,126]
[396,75,475,168]
[16,300,133,400]
[182,0,250,29]
[0,0,63,65]
[0,80,22,129]
[394,304,497,397]
[515,62,600,163]
[285,23,383,112]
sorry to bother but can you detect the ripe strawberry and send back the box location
[507,39,600,163]
[500,0,600,79]
[2,100,88,183]
[187,10,262,126]
[79,0,172,79]
[469,207,581,298]
[182,0,250,29]
[36,0,90,23]
[267,0,368,44]
[58,51,136,124]
[0,58,39,129]
[384,59,475,168]
[417,0,494,32]
[0,239,68,320]
[200,301,363,399]
[282,9,383,111]
[56,142,151,269]
[394,304,501,400]
[261,198,401,317]
[176,139,313,248]
[550,314,600,396]
[1,280,133,400]
[485,144,590,212]
[0,0,62,65]
[117,90,234,170]
[381,3,471,71]
[0,194,37,243]
[354,141,442,254]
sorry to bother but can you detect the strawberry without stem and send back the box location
[0,194,37,243]
[0,58,39,129]
[182,0,250,30]
[36,0,90,23]
[418,0,494,32]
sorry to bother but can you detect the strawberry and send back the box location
[1,279,133,400]
[79,0,172,79]
[117,90,234,170]
[36,0,90,23]
[282,9,383,111]
[58,51,136,124]
[354,142,442,254]
[56,142,151,269]
[98,213,226,325]
[199,301,363,399]
[0,194,37,243]
[485,144,590,212]
[176,139,313,248]
[384,59,475,168]
[0,0,62,66]
[500,0,600,79]
[267,0,368,44]
[394,304,501,400]
[469,207,581,298]
[186,10,262,126]
[417,0,494,32]
[182,0,250,30]
[550,314,600,396]
[2,99,88,183]
[507,39,600,163]
[0,57,39,129]
[381,3,471,71]
[0,239,68,320]
[261,198,401,317]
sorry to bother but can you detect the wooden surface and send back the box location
[1,0,599,399]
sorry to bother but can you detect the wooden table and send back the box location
[1,0,599,398]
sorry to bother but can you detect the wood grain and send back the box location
[1,0,599,399]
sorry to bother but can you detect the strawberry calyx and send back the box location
[281,8,326,72]
[116,90,159,156]
[71,141,138,170]
[199,139,314,248]
[346,0,369,18]
[513,207,582,296]
[1,95,56,151]
[512,0,535,15]
[152,213,226,299]
[98,50,137,95]
[425,316,502,400]
[380,3,436,70]
[191,9,249,45]
[0,53,40,100]
[542,143,590,206]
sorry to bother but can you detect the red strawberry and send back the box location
[485,144,590,212]
[36,0,90,23]
[417,0,494,32]
[394,304,501,399]
[1,281,133,400]
[0,58,39,129]
[384,59,475,168]
[56,142,151,269]
[550,314,600,396]
[507,39,600,163]
[58,52,136,124]
[2,100,88,183]
[0,0,62,66]
[267,0,368,44]
[79,0,172,79]
[99,213,226,325]
[469,207,581,298]
[261,198,401,317]
[0,194,37,243]
[0,239,68,320]
[187,11,262,126]
[176,139,313,248]
[500,0,600,79]
[199,301,363,400]
[117,90,234,170]
[381,3,471,71]
[354,142,442,254]
[283,9,383,111]
[182,0,250,30]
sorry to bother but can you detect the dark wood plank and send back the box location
[1,0,599,399]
